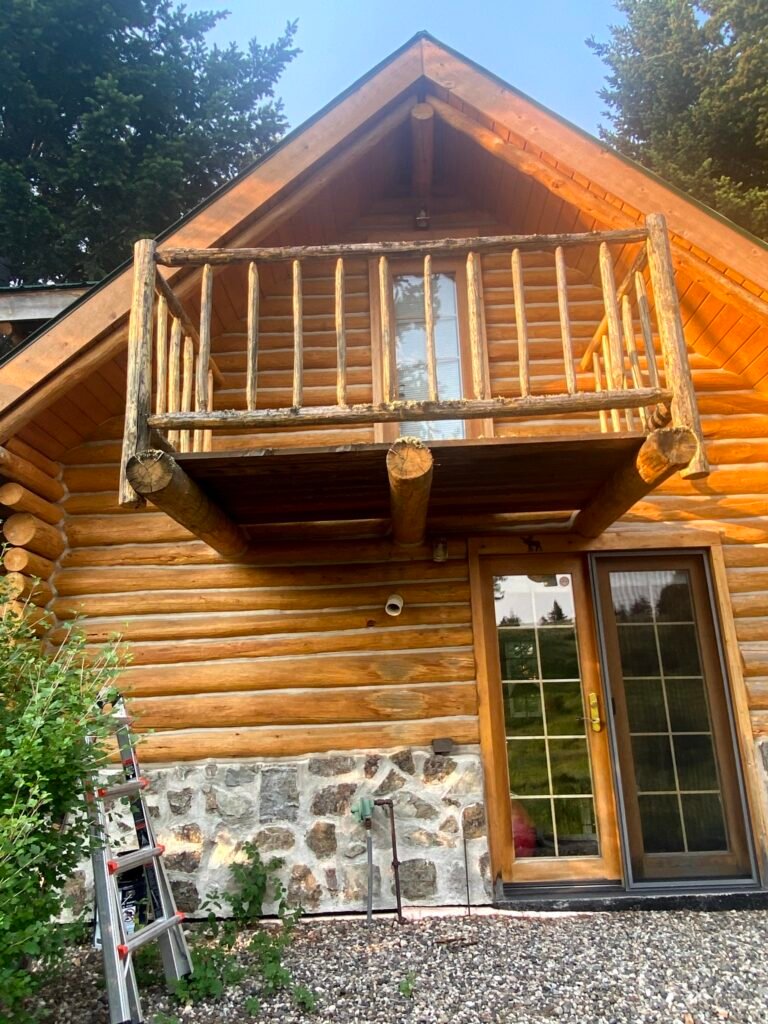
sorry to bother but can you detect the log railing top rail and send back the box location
[155,227,650,266]
[119,214,709,513]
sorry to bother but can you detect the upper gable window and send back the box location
[392,270,465,440]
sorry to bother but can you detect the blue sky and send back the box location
[186,0,623,138]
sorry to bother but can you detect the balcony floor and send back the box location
[174,433,646,529]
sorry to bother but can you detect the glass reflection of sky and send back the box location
[494,574,575,627]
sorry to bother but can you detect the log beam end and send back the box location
[386,438,434,547]
[573,427,697,539]
[127,449,250,560]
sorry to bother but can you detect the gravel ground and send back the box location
[36,909,768,1024]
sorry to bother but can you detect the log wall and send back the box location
[6,206,767,766]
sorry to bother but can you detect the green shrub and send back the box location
[0,587,122,1021]
[173,843,315,1012]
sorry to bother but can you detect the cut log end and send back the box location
[126,449,177,495]
[387,440,434,547]
[127,449,250,560]
[573,427,697,539]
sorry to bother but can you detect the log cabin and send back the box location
[2,33,768,911]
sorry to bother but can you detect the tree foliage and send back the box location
[588,1,768,240]
[0,0,298,285]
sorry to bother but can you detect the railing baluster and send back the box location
[555,246,576,395]
[119,238,156,507]
[622,294,648,430]
[592,352,609,433]
[180,336,194,454]
[155,295,168,416]
[247,262,259,412]
[598,242,625,393]
[195,263,213,450]
[424,254,438,402]
[379,256,395,403]
[167,317,182,449]
[466,251,486,400]
[292,259,303,409]
[634,271,659,389]
[204,369,214,452]
[335,257,347,407]
[601,335,622,432]
[511,249,530,398]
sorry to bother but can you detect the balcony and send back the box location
[119,215,708,554]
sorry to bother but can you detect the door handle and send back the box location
[587,692,603,732]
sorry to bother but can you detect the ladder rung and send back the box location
[107,845,164,875]
[97,777,149,800]
[117,913,185,959]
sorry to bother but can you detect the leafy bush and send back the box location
[172,843,315,1013]
[0,587,122,1021]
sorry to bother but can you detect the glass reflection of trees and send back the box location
[493,574,599,859]
[392,271,464,440]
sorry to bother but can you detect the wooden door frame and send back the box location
[471,550,622,884]
[593,551,755,884]
[468,530,768,891]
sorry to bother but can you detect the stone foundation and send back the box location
[77,746,491,916]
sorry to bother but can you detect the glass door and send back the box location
[480,555,621,885]
[594,554,754,884]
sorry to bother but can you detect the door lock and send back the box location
[587,692,603,732]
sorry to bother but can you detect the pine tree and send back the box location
[588,0,768,239]
[0,0,298,284]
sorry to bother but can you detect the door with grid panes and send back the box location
[594,554,753,884]
[480,555,622,884]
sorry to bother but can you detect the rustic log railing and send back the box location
[119,215,708,507]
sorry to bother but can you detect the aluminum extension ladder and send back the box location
[87,695,192,1024]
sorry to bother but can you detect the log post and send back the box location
[635,271,659,389]
[598,242,624,392]
[466,251,487,399]
[335,257,347,406]
[379,256,395,402]
[511,249,530,398]
[155,295,168,416]
[555,246,576,394]
[622,294,648,430]
[119,238,156,507]
[180,336,194,453]
[592,353,609,433]
[573,427,697,538]
[601,336,621,432]
[126,450,250,559]
[645,213,709,478]
[292,259,303,408]
[196,263,213,417]
[424,254,438,402]
[386,439,434,547]
[247,262,260,411]
[167,317,182,448]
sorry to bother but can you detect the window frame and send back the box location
[367,255,492,443]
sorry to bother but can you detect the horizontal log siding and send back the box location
[34,232,768,760]
[53,439,476,758]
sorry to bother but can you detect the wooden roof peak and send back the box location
[1,33,767,437]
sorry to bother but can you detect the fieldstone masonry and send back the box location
[86,746,491,917]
